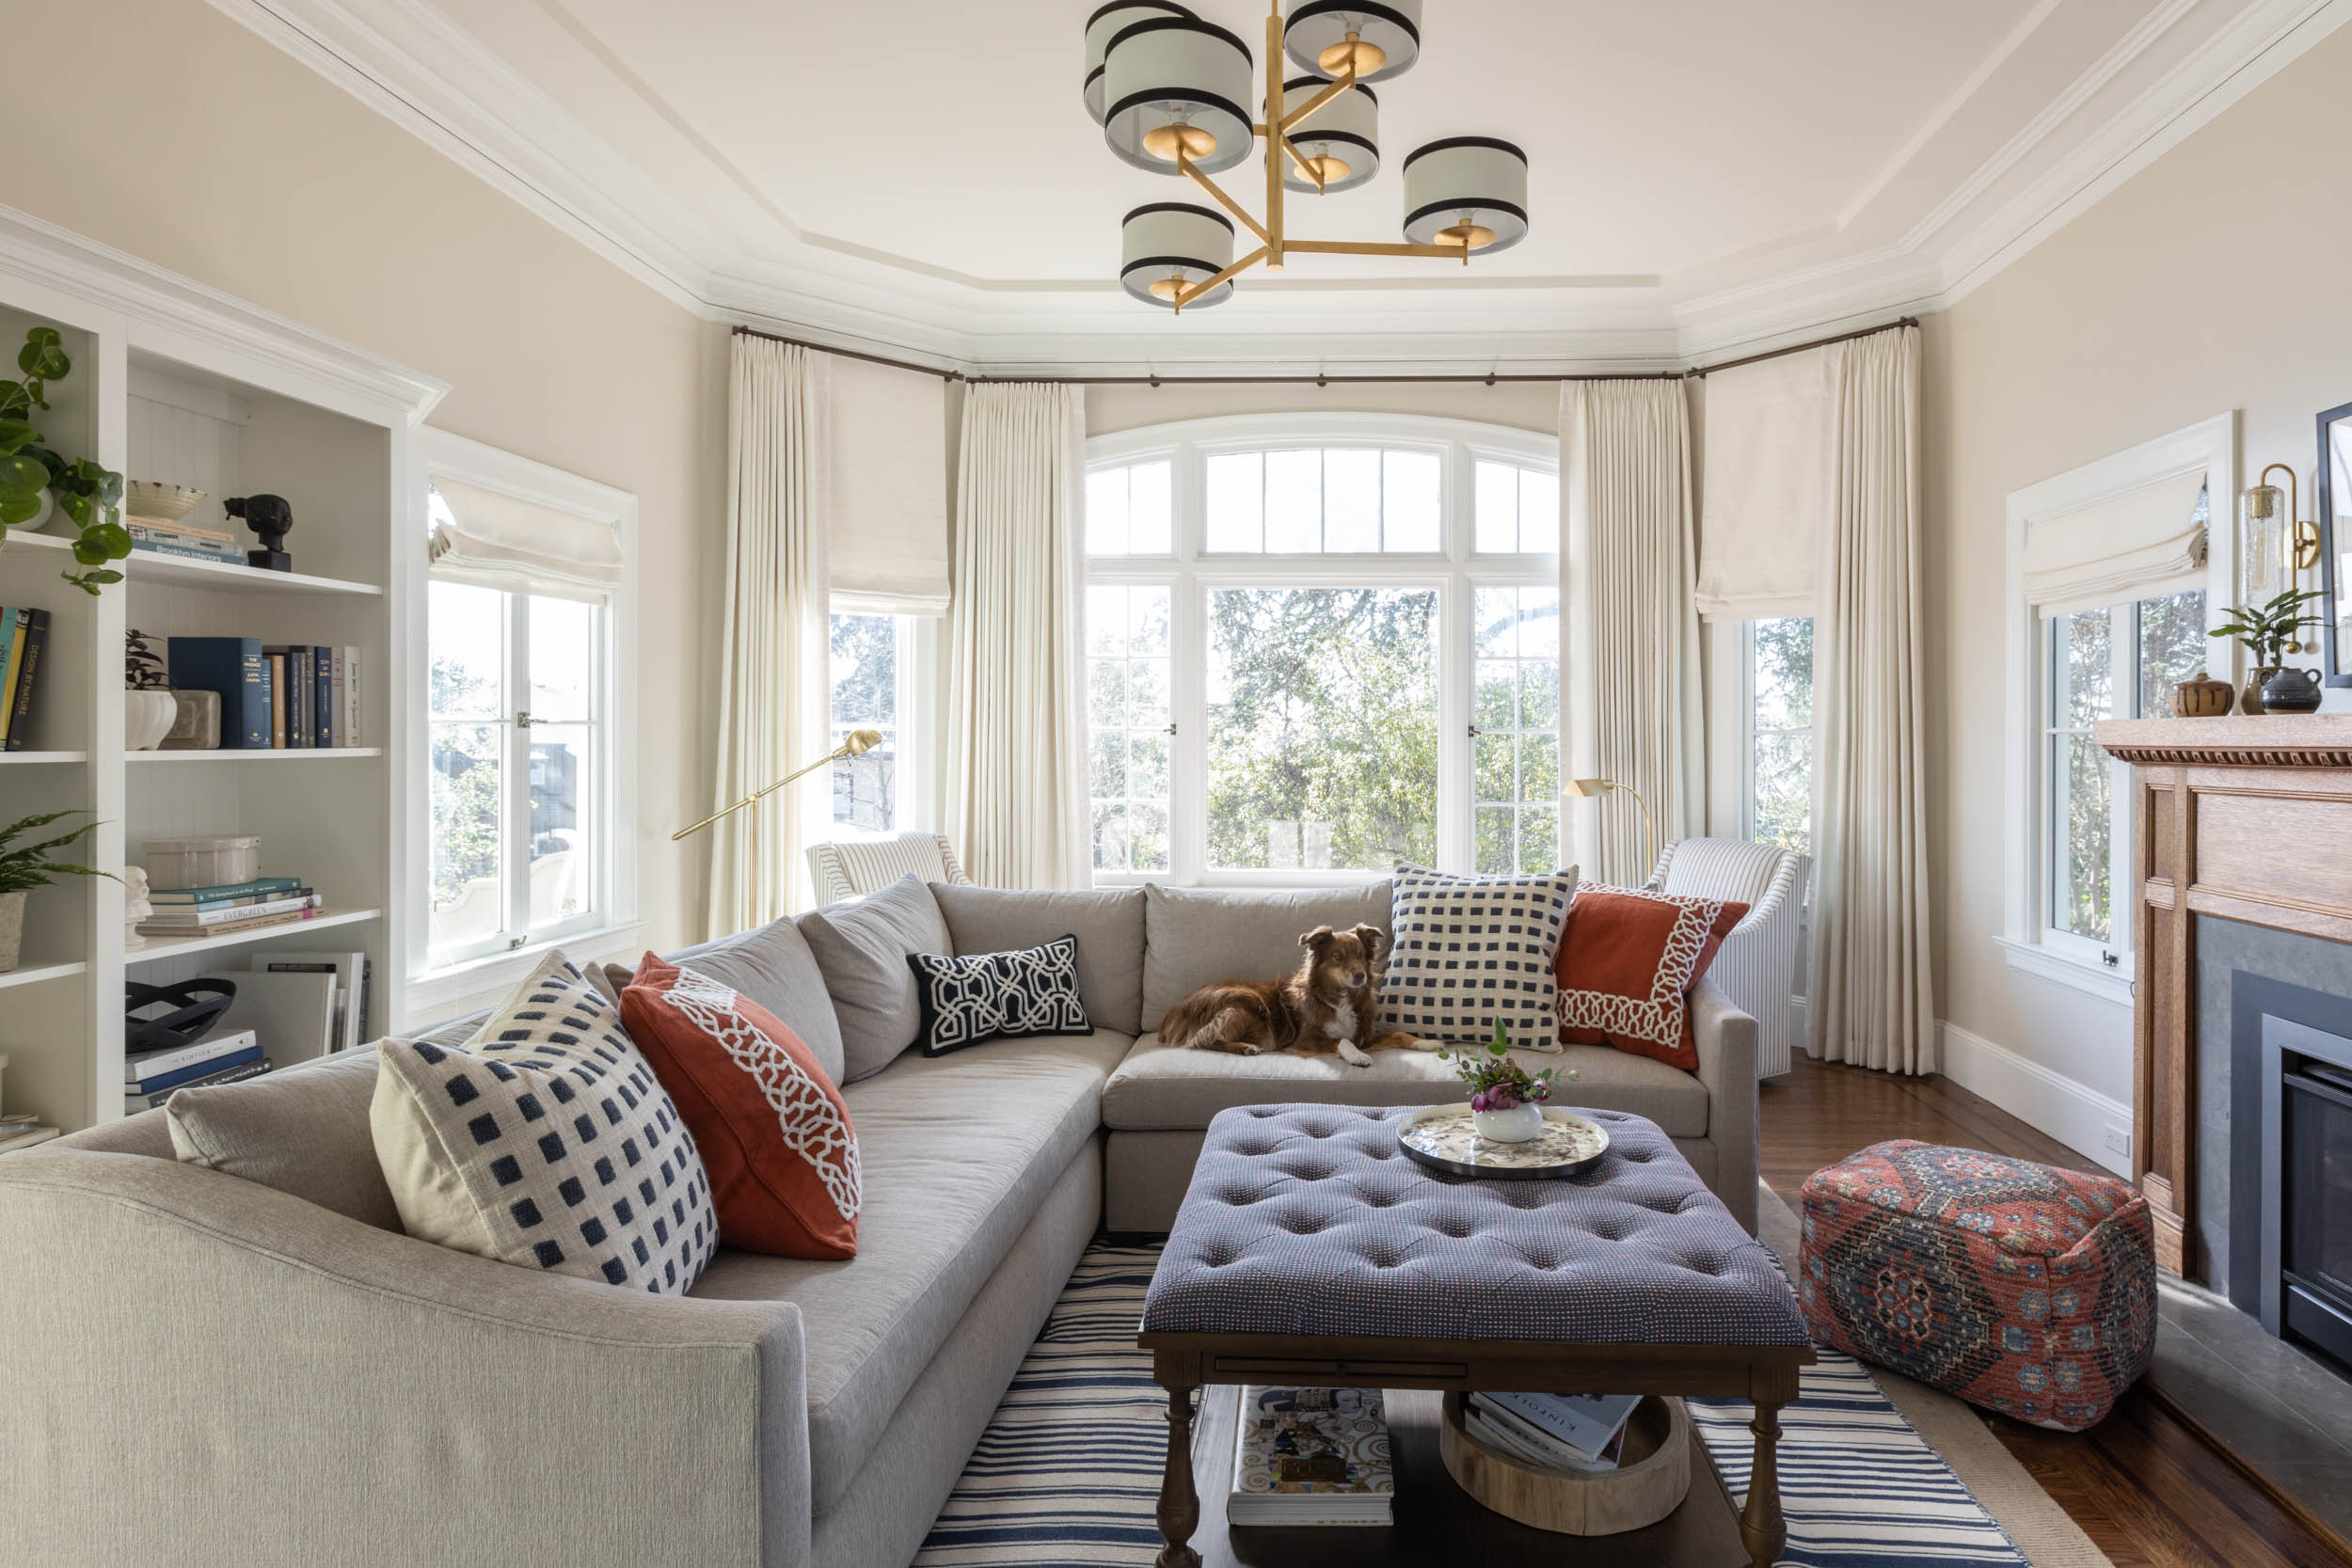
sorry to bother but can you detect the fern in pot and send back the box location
[0,811,113,972]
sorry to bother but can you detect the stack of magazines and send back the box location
[1462,1391,1643,1473]
[136,876,324,942]
[1228,1386,1393,1527]
[124,1029,272,1116]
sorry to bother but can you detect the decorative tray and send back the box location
[1397,1103,1612,1180]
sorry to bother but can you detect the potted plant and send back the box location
[1437,1020,1578,1143]
[0,325,132,594]
[124,628,177,751]
[0,810,114,972]
[2210,588,2327,713]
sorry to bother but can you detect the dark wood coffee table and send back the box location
[1138,1103,1814,1568]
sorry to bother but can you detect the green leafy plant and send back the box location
[1436,1018,1578,1112]
[0,326,131,594]
[0,810,115,895]
[2210,588,2326,670]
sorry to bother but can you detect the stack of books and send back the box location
[135,876,324,943]
[165,636,362,750]
[1462,1391,1643,1473]
[124,1028,271,1115]
[1227,1386,1394,1527]
[130,518,244,565]
[0,605,53,751]
[0,1112,58,1153]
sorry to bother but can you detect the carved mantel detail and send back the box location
[2092,714,2352,1278]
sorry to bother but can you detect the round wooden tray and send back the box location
[1438,1393,1690,1536]
[1396,1102,1611,1180]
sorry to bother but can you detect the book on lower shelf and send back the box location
[1228,1386,1394,1527]
[163,637,361,750]
[123,1054,273,1116]
[0,604,53,752]
[1464,1391,1641,1473]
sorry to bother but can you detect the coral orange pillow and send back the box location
[620,952,861,1259]
[1553,883,1748,1071]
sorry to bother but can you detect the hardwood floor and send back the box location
[1759,1053,2352,1568]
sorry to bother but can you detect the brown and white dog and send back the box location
[1157,924,1419,1068]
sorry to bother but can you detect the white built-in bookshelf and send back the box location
[0,216,443,1133]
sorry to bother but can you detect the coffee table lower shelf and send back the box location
[1187,1386,1748,1568]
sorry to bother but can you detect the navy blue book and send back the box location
[167,637,270,749]
[313,645,335,748]
[125,1041,263,1096]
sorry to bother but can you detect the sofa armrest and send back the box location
[0,1149,811,1568]
[1688,980,1760,1234]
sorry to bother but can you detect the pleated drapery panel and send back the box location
[945,383,1091,890]
[1564,379,1707,887]
[707,336,833,932]
[1808,324,1936,1075]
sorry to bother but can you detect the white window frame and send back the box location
[822,606,935,841]
[2000,413,2233,1006]
[404,429,642,1022]
[1085,412,1558,886]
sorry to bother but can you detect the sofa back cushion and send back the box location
[798,874,952,1082]
[1139,881,1392,1035]
[657,915,846,1087]
[165,1049,400,1229]
[928,883,1146,1035]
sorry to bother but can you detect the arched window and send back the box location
[1084,413,1558,884]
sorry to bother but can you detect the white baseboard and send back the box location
[1937,1021,2132,1177]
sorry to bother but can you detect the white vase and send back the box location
[1471,1101,1546,1143]
[125,689,177,752]
[0,890,24,973]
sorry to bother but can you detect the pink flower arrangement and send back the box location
[1438,1019,1576,1111]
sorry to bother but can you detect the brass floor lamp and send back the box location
[1565,776,1659,879]
[673,732,885,898]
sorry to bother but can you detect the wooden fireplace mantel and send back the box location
[2094,714,2352,1277]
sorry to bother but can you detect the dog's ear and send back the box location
[1351,924,1389,961]
[1299,925,1336,949]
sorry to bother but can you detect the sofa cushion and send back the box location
[1140,881,1391,1035]
[1381,863,1577,1053]
[648,915,846,1088]
[1556,882,1747,1071]
[687,1028,1131,1514]
[1102,1037,1708,1138]
[930,883,1146,1034]
[910,936,1092,1055]
[165,1049,400,1230]
[799,875,952,1083]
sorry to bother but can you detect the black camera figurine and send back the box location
[225,494,294,573]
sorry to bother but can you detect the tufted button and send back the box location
[1248,1107,1276,1117]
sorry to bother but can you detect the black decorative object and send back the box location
[225,493,294,573]
[2261,667,2325,713]
[125,978,236,1054]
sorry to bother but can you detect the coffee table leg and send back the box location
[1154,1375,1201,1568]
[1738,1399,1788,1568]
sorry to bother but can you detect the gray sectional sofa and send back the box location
[0,877,1758,1568]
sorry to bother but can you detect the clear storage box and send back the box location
[144,835,262,891]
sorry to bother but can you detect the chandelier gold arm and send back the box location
[1171,244,1272,313]
[1278,68,1357,135]
[1263,1,1284,267]
[1287,238,1473,261]
[1279,135,1327,193]
[1176,146,1272,245]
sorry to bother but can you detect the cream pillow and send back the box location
[371,951,718,1293]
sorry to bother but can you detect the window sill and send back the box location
[404,920,648,1031]
[1994,935,2134,1007]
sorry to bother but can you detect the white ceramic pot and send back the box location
[0,889,24,973]
[1471,1101,1546,1143]
[125,689,177,752]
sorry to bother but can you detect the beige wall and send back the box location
[5,0,724,954]
[1923,23,2352,1112]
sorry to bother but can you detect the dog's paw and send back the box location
[1406,1036,1442,1053]
[1233,1042,1262,1056]
[1338,1043,1374,1068]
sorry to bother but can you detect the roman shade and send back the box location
[428,475,626,604]
[1694,347,1830,622]
[831,355,953,615]
[2020,471,2209,617]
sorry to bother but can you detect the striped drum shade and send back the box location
[1120,203,1237,309]
[1279,76,1379,193]
[1401,136,1529,255]
[1103,15,1257,175]
[1083,1,1191,125]
[1281,0,1422,82]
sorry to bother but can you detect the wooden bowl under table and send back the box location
[1438,1392,1691,1535]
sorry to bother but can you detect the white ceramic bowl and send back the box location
[126,481,206,524]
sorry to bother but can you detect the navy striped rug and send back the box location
[915,1243,2027,1567]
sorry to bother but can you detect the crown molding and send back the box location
[208,0,2351,376]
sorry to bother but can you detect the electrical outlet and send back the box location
[2103,1124,2131,1160]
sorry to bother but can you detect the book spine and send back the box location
[4,608,42,751]
[266,653,287,748]
[126,1043,262,1096]
[357,955,373,1043]
[123,1029,261,1084]
[141,895,321,927]
[150,877,305,902]
[128,523,236,547]
[295,648,314,748]
[155,888,314,914]
[133,542,246,563]
[314,645,334,748]
[125,1057,273,1113]
[345,647,361,747]
[0,607,21,748]
[167,639,271,748]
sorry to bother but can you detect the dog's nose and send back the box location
[1350,972,1367,988]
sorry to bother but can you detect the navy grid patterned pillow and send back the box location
[1377,862,1579,1052]
[371,950,719,1294]
[907,934,1092,1056]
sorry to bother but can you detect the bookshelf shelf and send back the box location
[0,752,89,765]
[125,552,383,597]
[0,958,90,992]
[126,748,384,764]
[126,908,384,967]
[4,530,72,554]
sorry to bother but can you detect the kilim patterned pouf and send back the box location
[1798,1140,2156,1431]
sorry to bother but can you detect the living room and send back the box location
[4,1,2351,1564]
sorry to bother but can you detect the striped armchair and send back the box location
[1645,838,1809,1079]
[805,832,974,905]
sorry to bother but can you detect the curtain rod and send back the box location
[728,314,1917,387]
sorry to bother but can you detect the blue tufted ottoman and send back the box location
[1138,1102,1811,1567]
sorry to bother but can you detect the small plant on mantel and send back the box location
[2210,588,2325,671]
[0,810,115,974]
[0,325,132,594]
[1436,1019,1577,1112]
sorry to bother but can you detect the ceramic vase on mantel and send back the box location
[2261,666,2325,714]
[2243,668,2281,715]
[2170,673,2235,718]
[0,890,25,974]
[1472,1101,1546,1143]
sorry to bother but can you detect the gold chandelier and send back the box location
[1084,2,1530,312]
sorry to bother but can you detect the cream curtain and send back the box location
[945,383,1091,889]
[1808,324,1936,1074]
[1563,379,1706,886]
[707,336,833,932]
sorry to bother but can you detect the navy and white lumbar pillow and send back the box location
[371,950,718,1294]
[1379,863,1580,1053]
[907,934,1093,1055]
